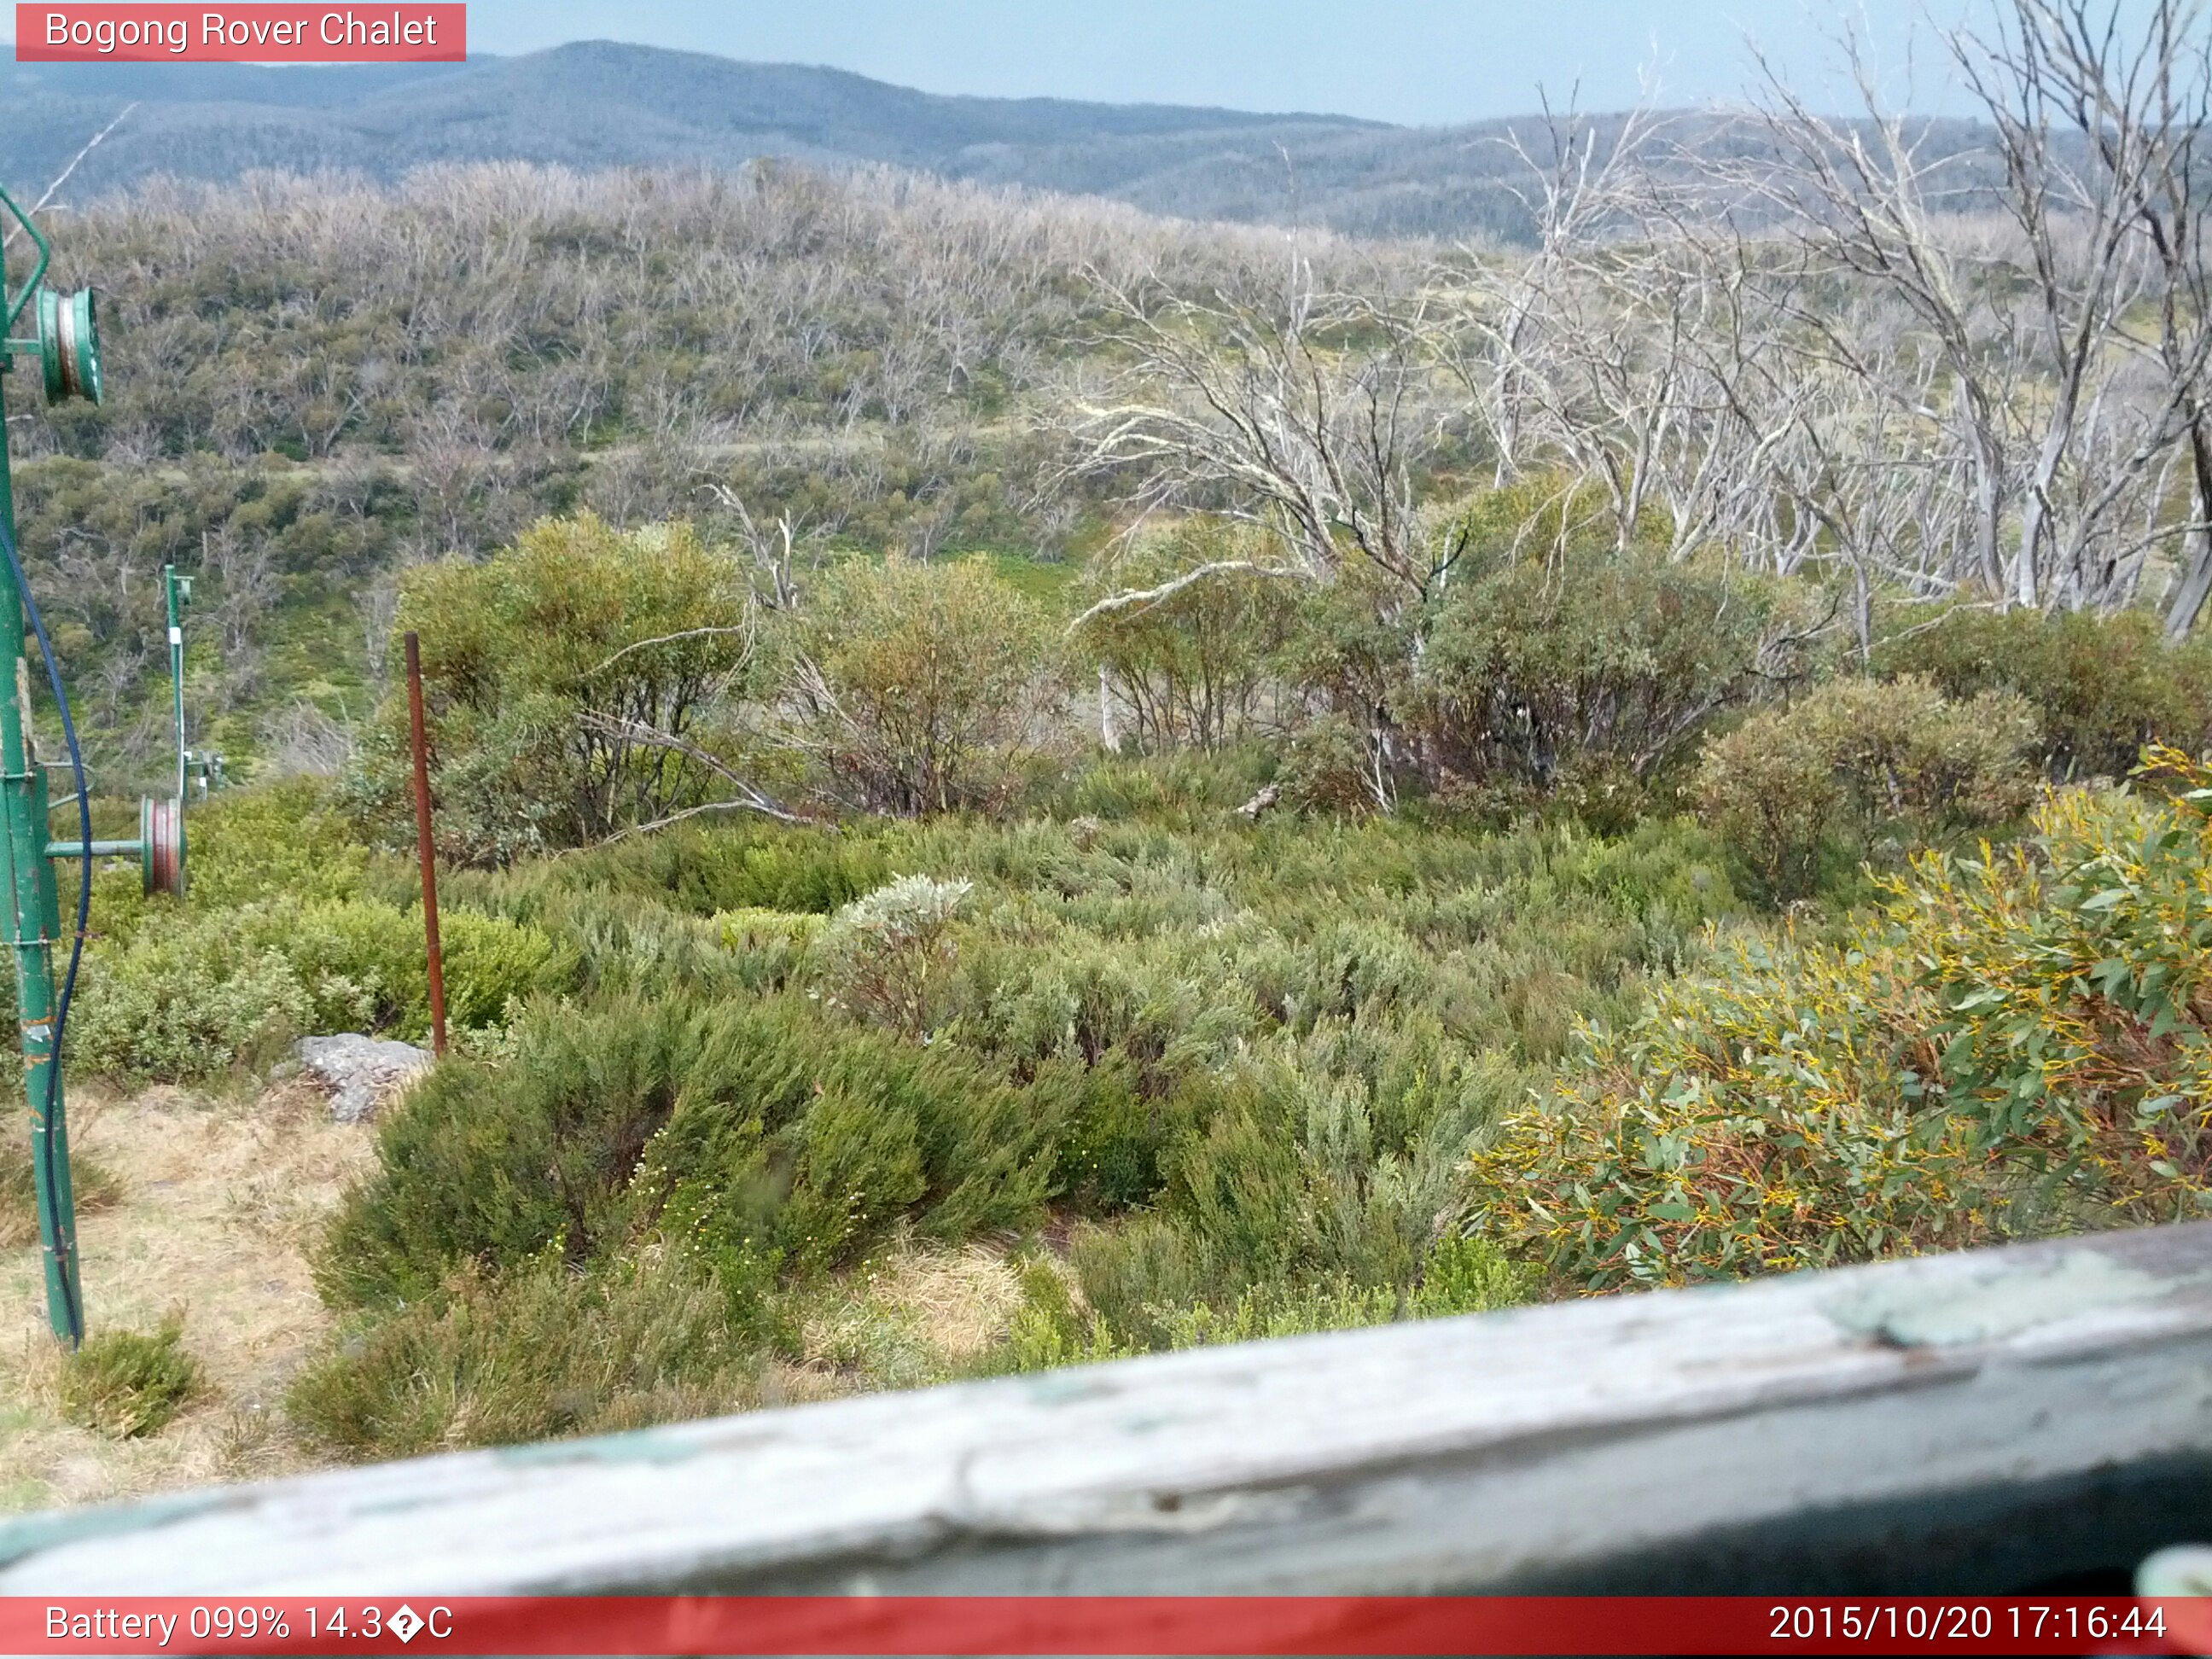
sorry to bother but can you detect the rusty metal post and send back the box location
[404,632,447,1057]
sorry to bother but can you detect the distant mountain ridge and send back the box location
[0,40,1578,239]
[0,41,2007,242]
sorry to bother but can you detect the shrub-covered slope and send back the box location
[84,761,1733,1457]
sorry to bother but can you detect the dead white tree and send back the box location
[1066,250,1462,811]
[1985,0,2212,636]
[1732,39,2029,603]
[1949,0,2203,612]
[1728,4,2209,618]
[701,482,834,613]
[1069,257,1458,611]
[1452,100,1668,487]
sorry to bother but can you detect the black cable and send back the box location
[0,514,86,1348]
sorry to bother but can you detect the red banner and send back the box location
[15,5,464,62]
[0,1596,2205,1656]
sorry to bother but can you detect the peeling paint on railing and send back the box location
[3,1223,2210,1595]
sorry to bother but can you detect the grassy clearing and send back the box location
[0,1076,1056,1503]
[0,1080,375,1513]
[0,1142,123,1251]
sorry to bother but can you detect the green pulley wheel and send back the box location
[140,795,184,898]
[37,286,101,406]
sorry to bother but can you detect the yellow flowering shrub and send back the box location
[1470,747,2212,1289]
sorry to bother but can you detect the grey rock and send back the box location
[296,1033,433,1125]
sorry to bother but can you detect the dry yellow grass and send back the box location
[0,1079,375,1514]
[867,1242,1027,1360]
[800,1237,1026,1387]
[0,1091,1037,1516]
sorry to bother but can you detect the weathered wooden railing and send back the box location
[3,1221,2210,1594]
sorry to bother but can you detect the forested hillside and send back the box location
[7,0,2212,1492]
[11,161,1209,782]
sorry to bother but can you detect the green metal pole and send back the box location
[0,359,81,1344]
[165,566,185,801]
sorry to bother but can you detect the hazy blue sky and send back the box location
[463,2,1982,125]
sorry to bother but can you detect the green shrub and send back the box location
[1044,1220,1529,1360]
[318,994,770,1307]
[61,1318,199,1438]
[1066,1211,1221,1350]
[70,894,573,1082]
[1410,1232,1535,1316]
[775,1087,928,1272]
[815,874,970,1034]
[1053,748,1275,822]
[1166,1103,1309,1284]
[713,906,825,992]
[186,779,367,909]
[523,823,894,917]
[245,899,574,1039]
[1697,676,2038,903]
[72,941,311,1085]
[1150,1277,1402,1347]
[702,839,895,914]
[1049,1051,1175,1211]
[1471,751,2212,1291]
[783,556,1063,815]
[1074,520,1300,753]
[435,909,580,1029]
[323,989,1066,1305]
[1876,605,2212,780]
[78,862,157,957]
[288,1252,756,1461]
[1278,713,1389,816]
[467,886,750,998]
[348,515,765,864]
[999,1256,1127,1371]
[1161,1241,1531,1338]
[1405,544,1790,805]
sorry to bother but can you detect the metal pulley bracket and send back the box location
[0,181,49,339]
[43,795,189,899]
